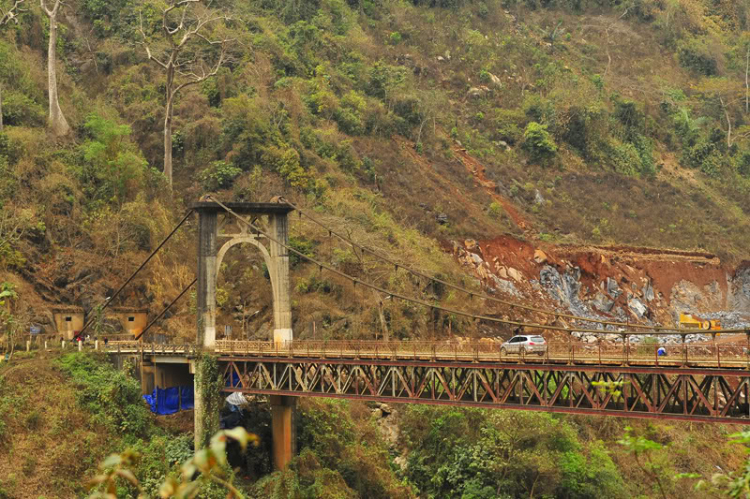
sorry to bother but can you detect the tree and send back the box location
[88,427,258,498]
[40,0,71,137]
[0,0,25,132]
[139,0,230,188]
[0,281,18,360]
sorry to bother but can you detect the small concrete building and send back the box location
[110,307,149,338]
[51,305,85,340]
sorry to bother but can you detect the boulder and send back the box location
[469,253,483,266]
[533,249,548,264]
[606,277,621,298]
[643,282,655,302]
[534,189,545,205]
[592,292,615,312]
[507,267,524,282]
[628,297,648,319]
[488,72,503,88]
[467,86,490,99]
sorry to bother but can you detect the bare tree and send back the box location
[745,42,749,114]
[139,0,230,188]
[40,0,71,137]
[0,0,24,131]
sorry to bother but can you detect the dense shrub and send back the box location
[399,407,627,499]
[76,114,150,207]
[1,92,45,127]
[522,122,557,163]
[56,353,152,440]
[677,39,719,76]
[199,160,243,191]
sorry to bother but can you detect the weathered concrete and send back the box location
[191,200,297,460]
[270,213,293,346]
[270,395,297,470]
[197,209,218,348]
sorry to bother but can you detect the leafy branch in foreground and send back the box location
[88,427,258,499]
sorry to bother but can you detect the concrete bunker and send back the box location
[51,305,84,340]
[109,306,149,338]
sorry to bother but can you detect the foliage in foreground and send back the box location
[398,407,626,499]
[88,427,258,499]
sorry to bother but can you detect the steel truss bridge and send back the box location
[104,338,750,423]
[203,340,750,424]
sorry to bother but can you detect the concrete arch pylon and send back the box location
[215,235,277,300]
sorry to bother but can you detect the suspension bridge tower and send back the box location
[193,199,296,470]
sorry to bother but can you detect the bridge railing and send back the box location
[213,338,750,368]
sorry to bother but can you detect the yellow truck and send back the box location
[679,313,721,331]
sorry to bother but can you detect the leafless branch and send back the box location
[173,40,227,94]
[0,0,24,25]
[40,0,63,19]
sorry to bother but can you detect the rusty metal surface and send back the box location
[221,358,750,423]
[211,339,750,370]
[191,201,294,215]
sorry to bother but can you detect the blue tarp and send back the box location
[226,371,240,388]
[180,386,194,409]
[142,385,195,415]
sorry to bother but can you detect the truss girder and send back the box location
[220,359,750,424]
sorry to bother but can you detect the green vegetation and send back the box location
[3,0,750,496]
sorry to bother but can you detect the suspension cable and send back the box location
[78,210,194,337]
[210,196,730,335]
[134,278,197,341]
[280,196,664,331]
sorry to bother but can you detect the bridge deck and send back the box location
[105,340,750,423]
[105,339,750,370]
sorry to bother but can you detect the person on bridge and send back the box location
[657,346,667,356]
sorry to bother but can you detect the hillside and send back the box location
[2,0,750,497]
[1,0,750,340]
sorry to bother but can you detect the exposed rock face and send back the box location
[592,292,614,312]
[452,236,750,335]
[628,296,648,319]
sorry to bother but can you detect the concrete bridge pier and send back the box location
[271,395,297,470]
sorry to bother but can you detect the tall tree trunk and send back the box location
[745,43,749,114]
[164,98,173,187]
[720,96,732,147]
[47,14,70,137]
[0,84,3,132]
[163,67,174,187]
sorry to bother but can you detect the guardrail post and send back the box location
[654,343,658,367]
[597,336,601,365]
[714,333,720,368]
[681,335,687,367]
[44,341,48,351]
[26,341,30,352]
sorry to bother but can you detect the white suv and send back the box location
[500,335,547,356]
